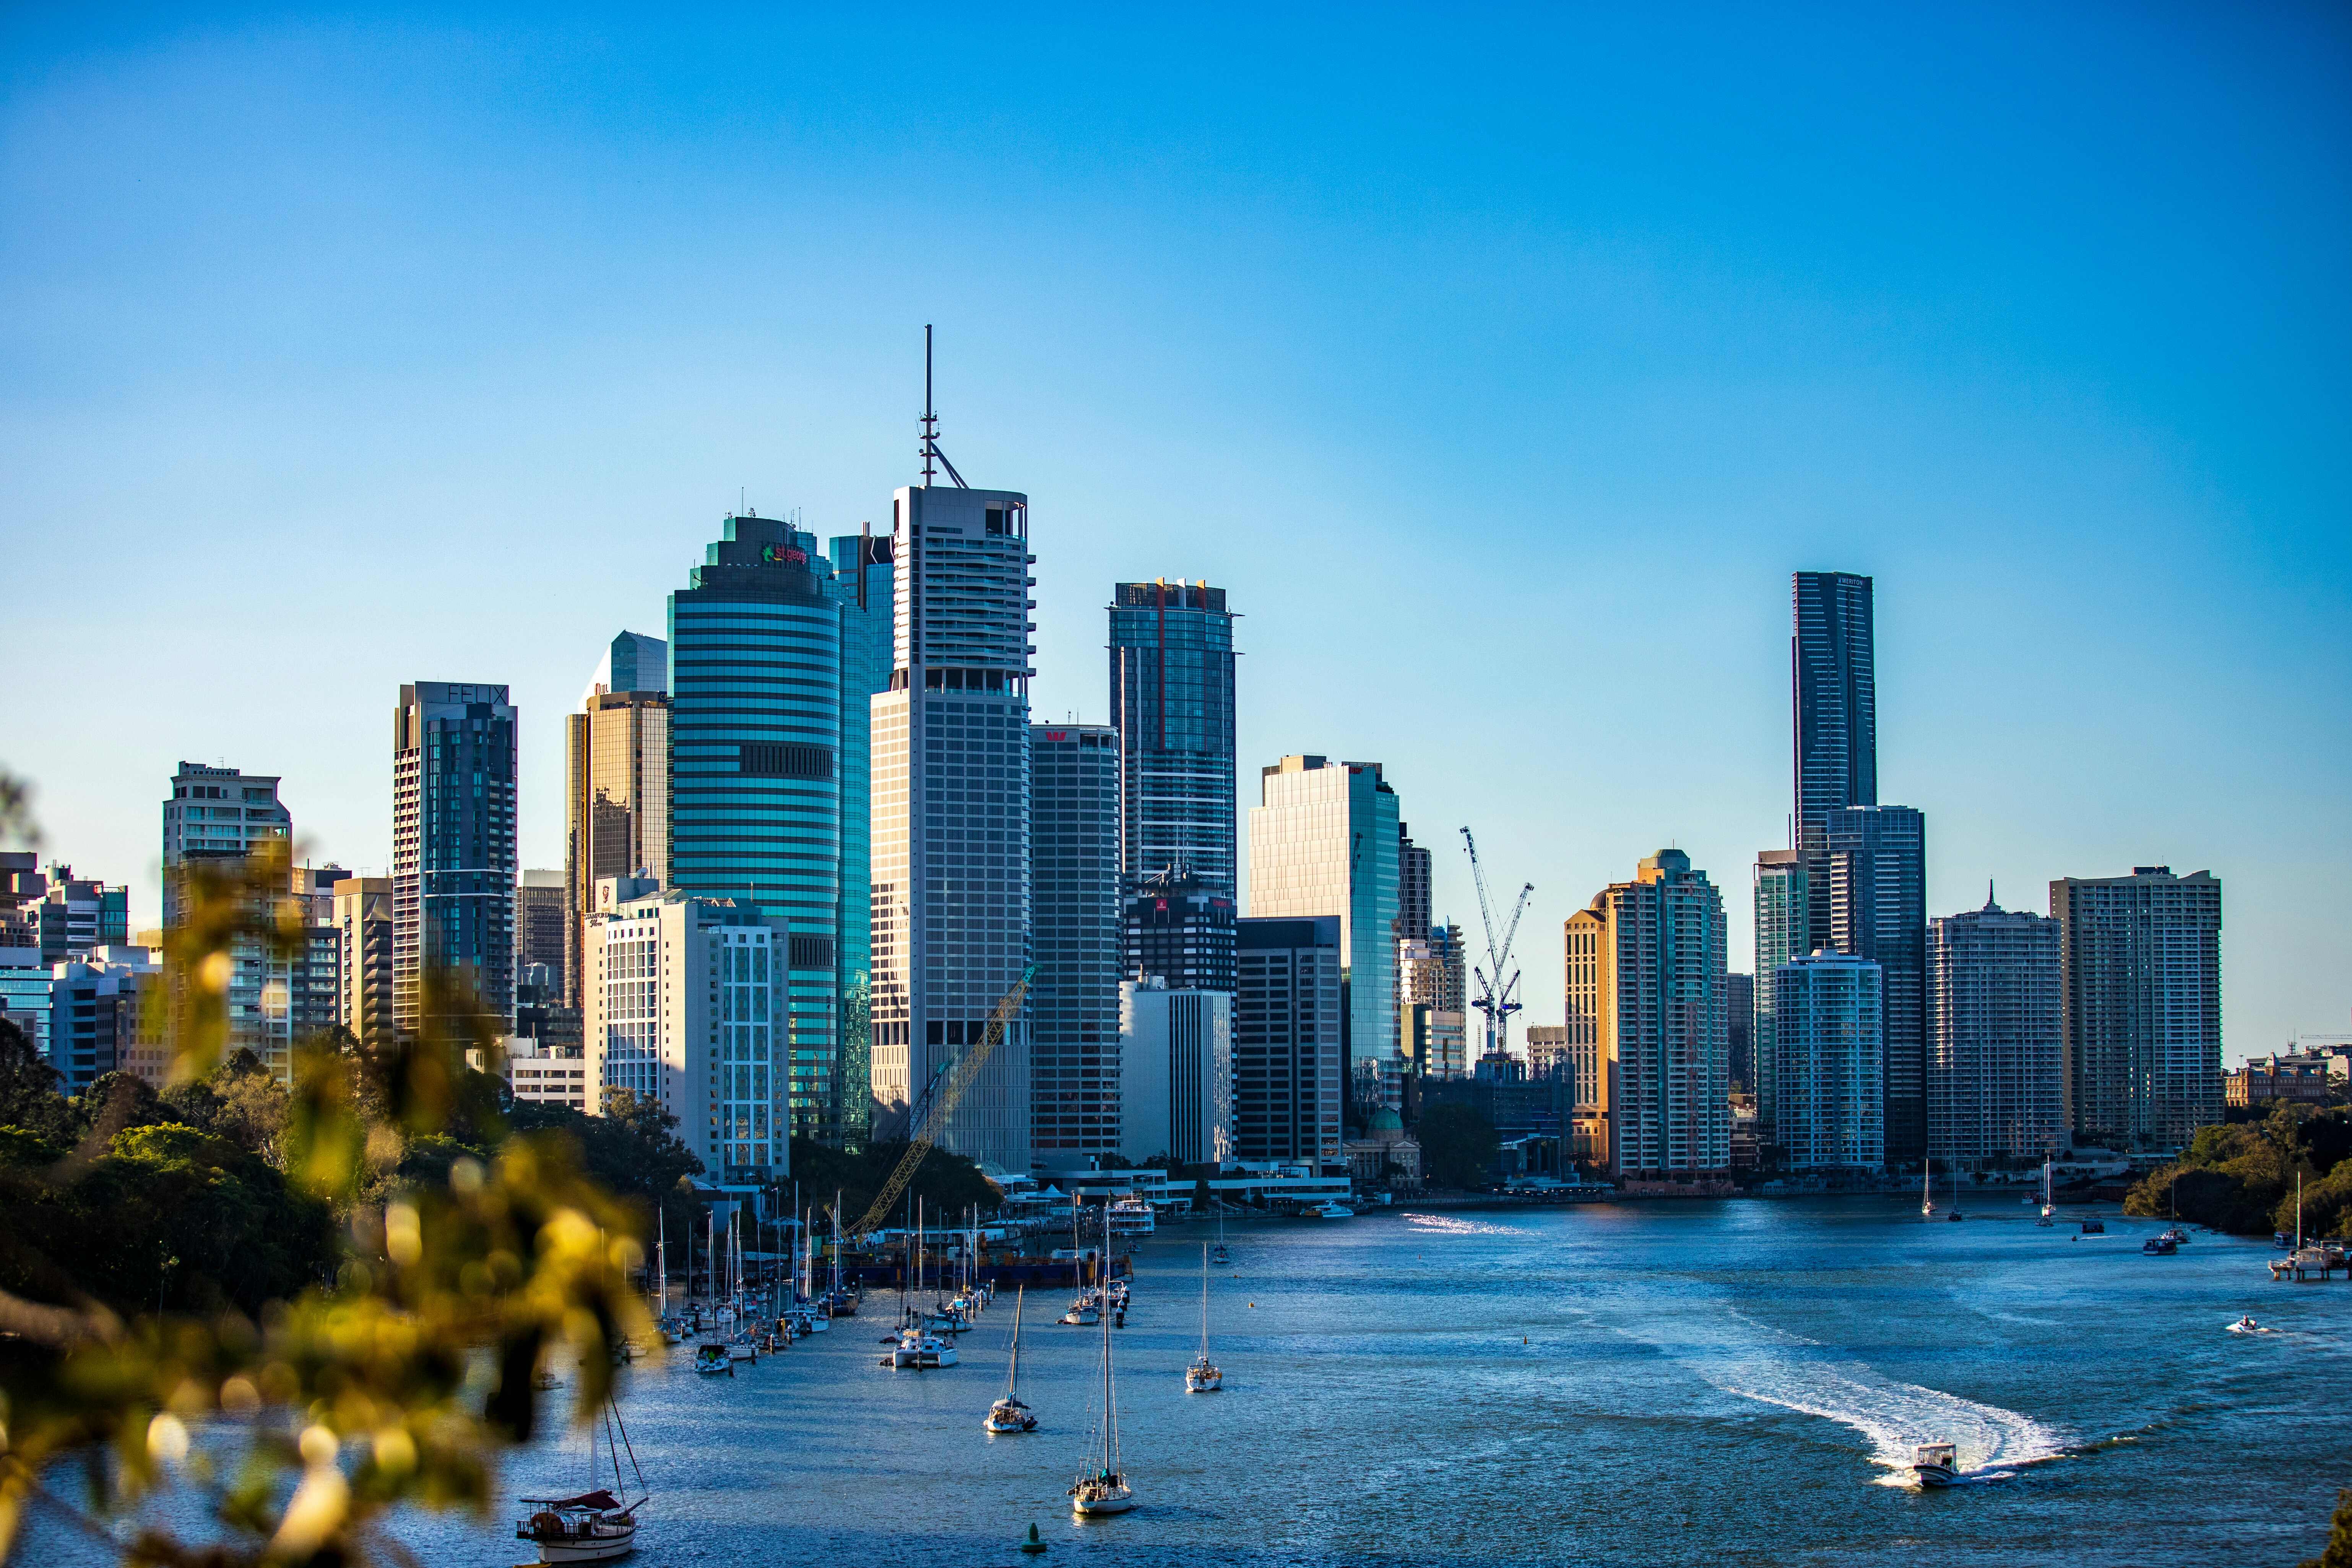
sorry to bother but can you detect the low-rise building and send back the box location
[2225,1054,2335,1107]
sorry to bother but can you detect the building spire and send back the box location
[919,324,968,489]
[1985,878,1998,912]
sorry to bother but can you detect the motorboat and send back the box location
[1061,1293,1101,1327]
[1947,1209,1965,1222]
[2159,1227,2190,1247]
[2227,1315,2264,1334]
[692,1344,733,1377]
[984,1285,1038,1433]
[2080,1220,2105,1235]
[515,1394,647,1563]
[1069,1208,1135,1517]
[1911,1443,1960,1488]
[2141,1235,2178,1255]
[1310,1202,1354,1219]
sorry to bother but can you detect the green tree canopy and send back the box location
[1418,1102,1501,1190]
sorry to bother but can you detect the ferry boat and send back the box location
[1910,1443,1960,1488]
[1309,1201,1354,1220]
[1106,1200,1157,1237]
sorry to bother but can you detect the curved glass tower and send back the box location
[667,515,842,1165]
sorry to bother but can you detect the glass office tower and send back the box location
[1109,580,1237,897]
[1792,571,1877,954]
[1029,723,1121,1165]
[827,529,895,1146]
[392,683,517,1034]
[667,515,841,1150]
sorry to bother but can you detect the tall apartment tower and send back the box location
[333,877,394,1044]
[1122,866,1237,994]
[392,683,518,1034]
[1108,580,1237,897]
[584,881,789,1180]
[1772,950,1884,1170]
[515,868,567,994]
[869,484,1037,1175]
[1824,805,1928,1165]
[1926,892,2064,1164]
[564,630,671,1011]
[1397,824,1433,949]
[287,864,348,1044]
[828,529,897,1147]
[1030,723,1121,1167]
[1750,849,1808,1152]
[1566,849,1731,1181]
[1792,571,1876,954]
[668,516,841,1146]
[1231,915,1343,1165]
[2050,866,2223,1151]
[1248,755,1401,1110]
[162,762,295,1070]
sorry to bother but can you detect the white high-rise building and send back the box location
[1117,977,1231,1166]
[868,484,1037,1175]
[584,877,788,1181]
[162,762,294,1072]
[1928,894,2064,1164]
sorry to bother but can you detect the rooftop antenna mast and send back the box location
[1460,827,1533,1066]
[920,324,968,489]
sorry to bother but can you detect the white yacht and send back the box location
[1310,1201,1355,1219]
[1911,1442,1959,1488]
[882,1324,958,1370]
[1061,1290,1101,1327]
[985,1286,1038,1433]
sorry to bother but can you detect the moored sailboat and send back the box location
[516,1397,648,1563]
[1185,1243,1221,1393]
[985,1285,1038,1433]
[1069,1210,1135,1517]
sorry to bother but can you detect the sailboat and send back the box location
[2037,1157,2055,1226]
[1209,1204,1231,1267]
[1920,1165,1935,1219]
[515,1395,648,1563]
[1068,1209,1135,1516]
[984,1285,1038,1433]
[1184,1243,1221,1393]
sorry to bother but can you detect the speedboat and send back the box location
[984,1395,1037,1433]
[517,1490,640,1563]
[2159,1227,2190,1246]
[1070,1468,1135,1516]
[692,1344,733,1377]
[1911,1443,1960,1488]
[2227,1315,2261,1334]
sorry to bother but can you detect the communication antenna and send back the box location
[920,324,969,489]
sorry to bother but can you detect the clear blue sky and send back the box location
[4,5,2346,1060]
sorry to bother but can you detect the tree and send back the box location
[0,1017,71,1143]
[2300,1488,2352,1568]
[0,832,651,1566]
[789,1137,1002,1235]
[1418,1102,1501,1189]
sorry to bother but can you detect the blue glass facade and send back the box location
[1109,581,1237,898]
[392,682,517,1033]
[826,529,895,1146]
[668,515,841,1145]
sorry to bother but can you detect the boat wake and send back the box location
[1595,1303,2068,1486]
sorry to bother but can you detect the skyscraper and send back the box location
[1108,580,1237,897]
[1726,972,1754,1095]
[1927,892,2064,1164]
[1030,722,1120,1167]
[1751,849,1808,1154]
[1824,804,1927,1165]
[1566,849,1731,1182]
[828,528,896,1147]
[392,683,518,1034]
[1231,915,1342,1165]
[1792,571,1876,954]
[1119,978,1232,1166]
[1772,950,1884,1170]
[564,631,671,1010]
[1122,865,1236,994]
[2050,866,2223,1152]
[869,484,1036,1174]
[1247,755,1401,1110]
[667,515,841,1146]
[514,868,567,998]
[1396,824,1433,950]
[163,762,294,1069]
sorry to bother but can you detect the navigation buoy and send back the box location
[1020,1521,1048,1554]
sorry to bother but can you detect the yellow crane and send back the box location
[846,964,1032,1240]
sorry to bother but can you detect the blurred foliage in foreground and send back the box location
[2123,1102,2352,1239]
[0,812,674,1565]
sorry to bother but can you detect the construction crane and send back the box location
[847,964,1033,1240]
[1460,828,1534,1067]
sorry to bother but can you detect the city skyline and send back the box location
[4,8,2347,1064]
